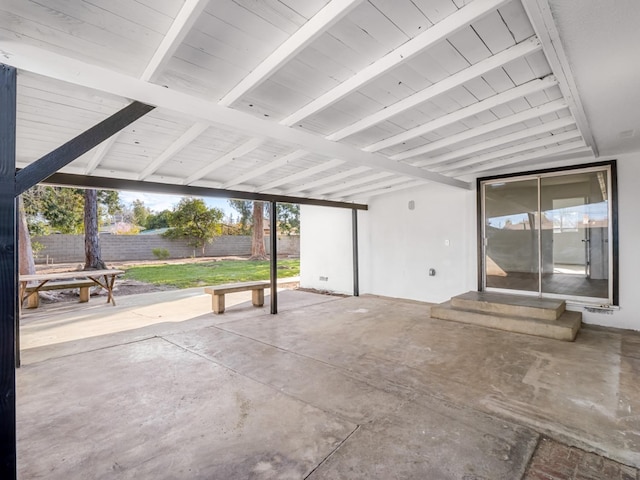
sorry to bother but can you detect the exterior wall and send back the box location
[359,182,477,304]
[300,206,353,295]
[34,234,299,263]
[299,154,640,331]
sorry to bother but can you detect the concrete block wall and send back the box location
[33,234,299,263]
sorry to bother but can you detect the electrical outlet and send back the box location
[319,276,329,281]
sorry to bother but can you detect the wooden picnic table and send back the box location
[19,269,125,308]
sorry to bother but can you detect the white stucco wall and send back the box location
[299,154,640,331]
[300,205,354,295]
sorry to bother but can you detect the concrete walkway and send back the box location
[17,289,640,479]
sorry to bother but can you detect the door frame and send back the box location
[476,160,618,305]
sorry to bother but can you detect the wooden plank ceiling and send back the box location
[0,0,595,203]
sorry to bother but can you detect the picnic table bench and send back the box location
[204,277,300,314]
[19,269,125,309]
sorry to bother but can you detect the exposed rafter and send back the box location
[311,171,394,196]
[436,129,582,173]
[391,99,568,161]
[141,0,210,82]
[327,36,542,141]
[257,158,344,192]
[219,0,363,107]
[343,179,425,201]
[86,0,208,175]
[449,140,588,176]
[281,0,511,127]
[287,166,370,194]
[0,42,470,189]
[223,149,309,189]
[139,122,209,180]
[184,137,264,185]
[364,75,558,153]
[521,0,598,156]
[414,116,576,168]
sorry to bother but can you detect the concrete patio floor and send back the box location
[16,288,640,479]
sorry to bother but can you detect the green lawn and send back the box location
[123,258,300,289]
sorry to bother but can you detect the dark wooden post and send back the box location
[270,201,277,314]
[352,209,359,297]
[0,63,18,479]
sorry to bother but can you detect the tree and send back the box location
[145,209,172,230]
[84,189,107,270]
[277,203,300,235]
[227,200,252,234]
[164,198,224,256]
[132,199,151,228]
[250,201,267,260]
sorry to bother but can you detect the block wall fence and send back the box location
[33,234,299,263]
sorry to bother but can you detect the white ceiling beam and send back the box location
[521,0,598,156]
[184,137,264,185]
[365,75,558,152]
[415,116,575,168]
[219,0,363,106]
[281,0,511,127]
[223,149,309,188]
[392,99,567,161]
[285,166,370,194]
[1,42,470,189]
[436,129,582,173]
[341,179,425,201]
[327,36,542,141]
[310,171,395,196]
[448,139,587,176]
[138,122,209,180]
[256,159,344,192]
[141,0,210,82]
[84,136,118,174]
[87,0,208,175]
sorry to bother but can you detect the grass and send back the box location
[123,258,300,289]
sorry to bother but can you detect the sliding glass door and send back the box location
[481,165,613,303]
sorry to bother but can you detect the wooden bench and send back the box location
[204,281,269,314]
[204,277,300,314]
[23,280,95,308]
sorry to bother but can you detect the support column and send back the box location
[0,63,18,479]
[270,201,278,314]
[352,208,359,297]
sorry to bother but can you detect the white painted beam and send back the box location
[256,159,344,191]
[392,99,567,161]
[141,0,210,82]
[219,0,363,106]
[223,149,309,188]
[365,75,558,152]
[281,0,511,127]
[138,122,209,180]
[415,116,575,167]
[310,171,394,196]
[285,166,370,194]
[184,137,264,185]
[327,36,542,141]
[2,42,470,189]
[342,179,425,201]
[521,0,598,156]
[448,139,587,176]
[436,129,582,173]
[85,136,118,174]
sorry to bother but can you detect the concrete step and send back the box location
[430,301,581,341]
[451,291,565,321]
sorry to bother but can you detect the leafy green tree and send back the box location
[277,203,300,235]
[132,199,151,228]
[146,209,172,230]
[164,198,224,256]
[228,200,252,234]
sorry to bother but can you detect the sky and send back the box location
[119,190,234,217]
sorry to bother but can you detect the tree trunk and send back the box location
[249,201,267,260]
[84,189,106,270]
[18,196,35,275]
